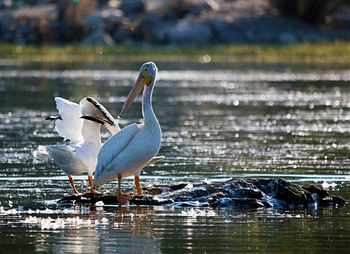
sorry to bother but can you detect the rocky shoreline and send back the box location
[0,0,349,46]
[57,178,347,209]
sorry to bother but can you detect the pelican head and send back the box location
[119,62,158,117]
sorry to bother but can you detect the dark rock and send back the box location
[0,10,15,43]
[92,195,118,204]
[304,185,347,207]
[82,12,104,32]
[168,17,212,45]
[304,185,329,198]
[131,195,174,206]
[58,194,82,203]
[207,18,246,44]
[160,0,191,20]
[215,197,265,208]
[56,178,347,210]
[134,12,168,43]
[234,15,327,44]
[168,183,189,191]
[119,0,145,15]
[149,20,174,43]
[164,186,210,202]
[270,0,341,24]
[81,28,114,45]
[187,0,219,16]
[326,28,350,41]
[101,8,123,32]
[57,0,98,24]
[328,4,350,27]
[54,0,98,44]
[266,178,310,207]
[223,179,265,199]
[327,196,347,207]
[0,0,14,9]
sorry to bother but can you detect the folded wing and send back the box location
[94,123,140,185]
[44,145,86,175]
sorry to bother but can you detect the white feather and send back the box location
[54,97,83,144]
[93,62,162,188]
[43,97,120,178]
[94,123,139,181]
[44,145,86,175]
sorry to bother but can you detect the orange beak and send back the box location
[119,74,152,117]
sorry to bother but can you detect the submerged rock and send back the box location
[57,178,346,209]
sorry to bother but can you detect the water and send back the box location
[0,61,350,253]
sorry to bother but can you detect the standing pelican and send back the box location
[40,97,119,195]
[93,62,162,202]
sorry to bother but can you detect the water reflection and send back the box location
[0,64,350,253]
[1,204,348,253]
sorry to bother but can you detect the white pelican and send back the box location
[92,62,162,202]
[41,97,119,195]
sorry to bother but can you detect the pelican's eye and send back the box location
[144,68,148,74]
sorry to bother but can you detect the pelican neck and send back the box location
[142,83,158,128]
[81,120,101,144]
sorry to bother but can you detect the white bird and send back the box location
[92,62,162,202]
[40,97,119,195]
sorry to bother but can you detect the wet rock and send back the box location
[304,185,346,207]
[57,178,347,210]
[222,179,265,199]
[216,198,265,208]
[58,194,82,203]
[131,195,174,206]
[167,186,210,202]
[267,178,310,207]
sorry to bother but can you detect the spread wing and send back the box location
[94,123,139,182]
[54,97,83,145]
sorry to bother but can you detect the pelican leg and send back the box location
[134,175,142,196]
[88,175,102,195]
[68,175,81,195]
[117,173,132,203]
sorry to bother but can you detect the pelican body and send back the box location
[92,62,162,201]
[41,97,119,195]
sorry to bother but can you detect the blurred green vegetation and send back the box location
[0,42,348,65]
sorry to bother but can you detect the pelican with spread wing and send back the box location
[40,97,119,195]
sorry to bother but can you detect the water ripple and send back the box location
[0,69,349,82]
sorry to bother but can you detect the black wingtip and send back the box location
[81,115,106,125]
[85,97,115,126]
[46,115,62,121]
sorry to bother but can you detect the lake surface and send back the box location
[0,61,350,253]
